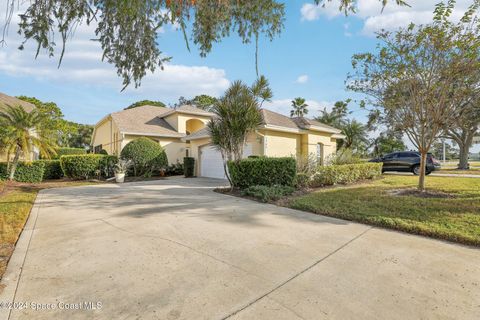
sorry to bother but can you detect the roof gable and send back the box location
[0,92,36,113]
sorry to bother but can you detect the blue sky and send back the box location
[0,0,478,152]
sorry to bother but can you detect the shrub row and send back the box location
[60,154,118,180]
[55,147,86,158]
[310,162,382,187]
[40,160,64,180]
[242,185,295,202]
[0,161,45,183]
[227,157,297,189]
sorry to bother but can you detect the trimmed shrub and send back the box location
[325,148,362,165]
[184,157,195,177]
[166,161,184,176]
[55,147,86,158]
[120,138,168,177]
[227,157,297,189]
[40,160,64,180]
[242,185,295,202]
[310,163,382,187]
[99,155,118,178]
[60,154,104,180]
[0,161,45,183]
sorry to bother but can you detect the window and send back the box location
[316,143,324,165]
[186,149,189,157]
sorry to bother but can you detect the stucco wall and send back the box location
[262,130,301,158]
[305,132,337,164]
[92,117,114,154]
[165,113,210,134]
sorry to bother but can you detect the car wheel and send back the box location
[412,165,420,175]
[426,170,432,175]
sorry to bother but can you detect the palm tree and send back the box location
[290,97,308,117]
[208,76,272,187]
[341,119,369,151]
[0,105,57,180]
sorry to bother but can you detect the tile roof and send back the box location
[182,127,210,141]
[0,92,35,113]
[291,117,341,133]
[110,105,184,137]
[260,109,299,129]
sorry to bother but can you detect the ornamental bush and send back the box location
[55,147,86,158]
[227,157,297,189]
[310,163,382,187]
[40,160,64,180]
[120,138,168,177]
[0,161,45,183]
[60,154,105,180]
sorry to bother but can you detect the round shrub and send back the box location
[120,138,168,177]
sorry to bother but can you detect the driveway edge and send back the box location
[0,190,44,319]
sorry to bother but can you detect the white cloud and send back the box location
[301,2,342,21]
[295,74,309,84]
[0,4,230,99]
[301,0,474,36]
[263,99,334,117]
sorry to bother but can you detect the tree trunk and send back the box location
[418,151,427,191]
[9,146,21,181]
[456,133,473,170]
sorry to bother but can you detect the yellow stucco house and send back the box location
[92,105,345,179]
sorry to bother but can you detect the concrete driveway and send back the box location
[1,177,479,320]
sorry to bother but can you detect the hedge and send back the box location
[184,157,195,177]
[39,160,64,180]
[0,161,45,183]
[310,162,382,187]
[55,147,86,158]
[120,138,168,177]
[227,157,297,189]
[60,154,114,180]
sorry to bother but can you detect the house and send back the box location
[0,92,38,161]
[92,105,345,179]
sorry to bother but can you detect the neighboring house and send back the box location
[0,92,38,161]
[91,105,213,164]
[93,105,345,179]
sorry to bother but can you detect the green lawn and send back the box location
[289,176,480,246]
[0,180,102,278]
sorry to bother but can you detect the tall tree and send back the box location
[340,119,369,152]
[370,132,406,157]
[443,98,480,169]
[4,0,405,89]
[290,97,309,118]
[0,106,57,179]
[315,100,350,128]
[208,76,272,186]
[124,100,166,110]
[190,95,218,112]
[348,1,480,190]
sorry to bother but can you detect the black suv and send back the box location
[370,151,441,175]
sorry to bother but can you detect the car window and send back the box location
[384,153,397,159]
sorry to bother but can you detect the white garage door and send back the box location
[200,144,252,179]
